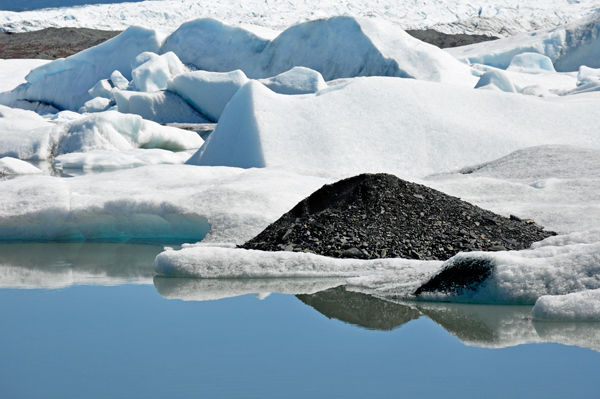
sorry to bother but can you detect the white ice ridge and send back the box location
[447,10,600,72]
[187,77,600,178]
[533,289,600,321]
[1,0,599,38]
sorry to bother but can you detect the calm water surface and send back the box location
[0,243,599,398]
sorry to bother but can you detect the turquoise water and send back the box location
[0,243,599,398]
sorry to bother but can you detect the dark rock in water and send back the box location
[414,257,494,297]
[296,286,421,331]
[241,173,556,260]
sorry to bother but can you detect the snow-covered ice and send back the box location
[188,77,600,177]
[533,289,600,321]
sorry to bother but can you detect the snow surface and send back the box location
[54,148,192,171]
[1,0,598,38]
[0,166,329,243]
[447,10,600,72]
[533,289,600,321]
[188,77,600,177]
[0,59,50,93]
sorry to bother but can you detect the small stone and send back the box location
[340,247,366,259]
[489,245,506,251]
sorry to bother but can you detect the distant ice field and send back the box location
[1,0,600,37]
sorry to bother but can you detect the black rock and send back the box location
[241,173,556,260]
[414,257,494,297]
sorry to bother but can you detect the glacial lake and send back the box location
[1,243,599,398]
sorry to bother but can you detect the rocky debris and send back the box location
[296,286,421,331]
[241,173,556,261]
[406,29,499,48]
[0,28,120,60]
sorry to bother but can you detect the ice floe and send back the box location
[533,289,600,321]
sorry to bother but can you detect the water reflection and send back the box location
[298,287,600,352]
[154,276,346,301]
[0,242,163,288]
[297,286,421,331]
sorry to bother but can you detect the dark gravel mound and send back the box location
[406,29,499,48]
[0,27,120,59]
[241,173,556,260]
[297,286,421,331]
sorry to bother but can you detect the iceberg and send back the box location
[15,26,161,111]
[162,17,477,86]
[0,111,203,160]
[131,52,187,92]
[167,70,250,122]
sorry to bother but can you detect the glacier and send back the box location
[1,0,599,38]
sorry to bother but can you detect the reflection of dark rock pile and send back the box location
[296,286,421,331]
[242,173,555,260]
